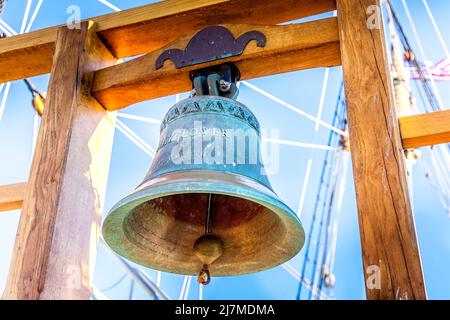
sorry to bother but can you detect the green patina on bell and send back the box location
[102,65,305,283]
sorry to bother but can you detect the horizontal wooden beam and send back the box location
[399,109,450,149]
[95,0,337,58]
[0,0,335,83]
[0,28,56,83]
[0,183,27,212]
[93,18,341,110]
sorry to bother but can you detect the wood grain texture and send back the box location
[0,183,27,212]
[399,110,450,149]
[93,18,341,110]
[0,0,335,83]
[0,28,56,83]
[337,0,426,299]
[2,21,117,300]
[95,0,337,58]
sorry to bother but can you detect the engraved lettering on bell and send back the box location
[161,97,260,132]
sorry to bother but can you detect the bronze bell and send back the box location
[102,64,305,283]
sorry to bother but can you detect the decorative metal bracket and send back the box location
[155,26,266,70]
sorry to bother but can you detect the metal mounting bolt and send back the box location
[219,79,232,93]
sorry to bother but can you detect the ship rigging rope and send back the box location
[387,1,450,215]
[386,1,440,113]
[242,81,348,137]
[100,273,128,292]
[128,279,135,300]
[0,0,6,16]
[297,82,345,300]
[420,160,450,214]
[308,100,347,300]
[422,0,450,57]
[400,0,445,108]
[25,0,43,34]
[316,110,348,298]
[297,68,332,218]
[20,0,32,34]
[324,142,350,298]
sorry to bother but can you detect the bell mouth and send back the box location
[102,170,305,276]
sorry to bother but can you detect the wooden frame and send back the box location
[0,0,336,83]
[0,0,449,300]
[337,0,426,299]
[93,18,341,110]
[0,183,27,212]
[400,109,450,149]
[2,21,117,300]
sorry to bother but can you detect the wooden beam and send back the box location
[0,0,336,83]
[399,109,450,149]
[337,0,426,299]
[0,183,27,212]
[93,18,341,110]
[0,28,56,83]
[95,0,336,58]
[3,21,117,300]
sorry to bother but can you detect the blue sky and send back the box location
[0,0,449,300]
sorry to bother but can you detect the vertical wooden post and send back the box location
[3,21,117,300]
[336,0,426,299]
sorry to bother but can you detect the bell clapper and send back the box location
[194,194,224,285]
[198,264,211,285]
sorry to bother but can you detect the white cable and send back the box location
[436,144,450,176]
[25,0,43,33]
[308,147,342,300]
[99,237,171,300]
[32,113,39,154]
[401,0,445,108]
[91,286,110,300]
[115,120,155,157]
[335,151,349,214]
[242,81,348,137]
[19,0,32,34]
[429,149,450,196]
[0,26,10,36]
[262,137,338,151]
[281,263,328,300]
[327,150,350,277]
[0,18,16,35]
[198,282,203,300]
[117,112,161,125]
[98,0,121,12]
[431,147,450,191]
[117,119,156,155]
[178,276,189,300]
[422,0,449,57]
[0,22,13,36]
[315,68,330,131]
[116,122,153,156]
[297,159,312,217]
[0,82,11,123]
[297,70,334,217]
[420,160,450,213]
[156,271,162,287]
[183,276,192,300]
